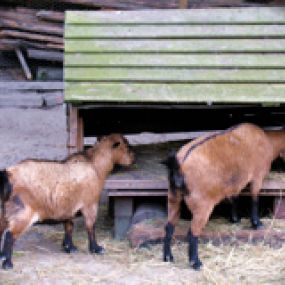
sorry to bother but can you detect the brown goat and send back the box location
[163,123,285,270]
[0,134,135,269]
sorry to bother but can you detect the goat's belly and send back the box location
[40,203,81,221]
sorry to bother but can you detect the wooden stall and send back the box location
[64,7,285,238]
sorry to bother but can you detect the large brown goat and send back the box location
[0,134,135,269]
[163,123,285,270]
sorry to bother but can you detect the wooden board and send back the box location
[65,83,285,103]
[65,68,285,83]
[66,8,285,24]
[65,24,285,38]
[105,142,285,194]
[0,81,63,90]
[64,39,285,53]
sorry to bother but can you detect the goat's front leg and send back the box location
[163,191,182,262]
[62,219,77,253]
[82,205,104,254]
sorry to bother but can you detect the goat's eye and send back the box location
[112,142,120,148]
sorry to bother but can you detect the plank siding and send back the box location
[64,7,285,103]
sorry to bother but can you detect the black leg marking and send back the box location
[251,197,263,229]
[163,222,174,262]
[188,230,202,270]
[1,230,13,270]
[62,220,77,254]
[87,224,104,254]
[229,197,240,224]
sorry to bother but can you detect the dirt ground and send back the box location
[0,106,285,285]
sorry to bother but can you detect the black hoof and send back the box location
[63,244,78,254]
[2,259,13,270]
[163,254,174,262]
[190,259,202,270]
[251,220,264,230]
[90,245,105,255]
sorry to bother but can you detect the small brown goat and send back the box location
[0,134,135,269]
[163,123,285,270]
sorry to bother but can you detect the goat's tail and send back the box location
[162,151,186,195]
[0,170,12,221]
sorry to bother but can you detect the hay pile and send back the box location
[1,206,285,285]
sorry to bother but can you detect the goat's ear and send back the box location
[112,141,121,148]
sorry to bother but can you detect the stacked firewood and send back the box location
[0,7,64,52]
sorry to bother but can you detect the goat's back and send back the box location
[177,123,273,201]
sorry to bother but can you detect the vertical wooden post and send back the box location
[77,115,84,151]
[67,104,84,154]
[114,197,134,240]
[273,197,285,219]
[179,0,188,9]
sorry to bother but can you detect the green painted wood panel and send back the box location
[65,68,285,83]
[65,8,285,24]
[64,39,285,53]
[65,24,285,39]
[64,8,285,104]
[64,53,285,68]
[65,83,285,103]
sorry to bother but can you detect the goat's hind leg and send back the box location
[62,219,77,253]
[186,198,214,270]
[1,205,38,269]
[229,196,240,224]
[163,191,182,262]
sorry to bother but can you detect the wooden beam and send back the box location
[15,48,32,80]
[36,10,64,22]
[0,81,63,90]
[1,30,63,45]
[27,49,63,62]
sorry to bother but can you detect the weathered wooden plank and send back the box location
[65,24,285,39]
[0,81,63,90]
[64,53,285,68]
[66,8,285,24]
[64,83,285,103]
[36,10,64,22]
[0,18,63,36]
[1,30,63,44]
[64,39,285,53]
[27,49,63,62]
[65,68,285,83]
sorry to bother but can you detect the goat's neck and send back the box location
[92,150,114,180]
[267,131,285,159]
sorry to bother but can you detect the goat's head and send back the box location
[99,134,135,166]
